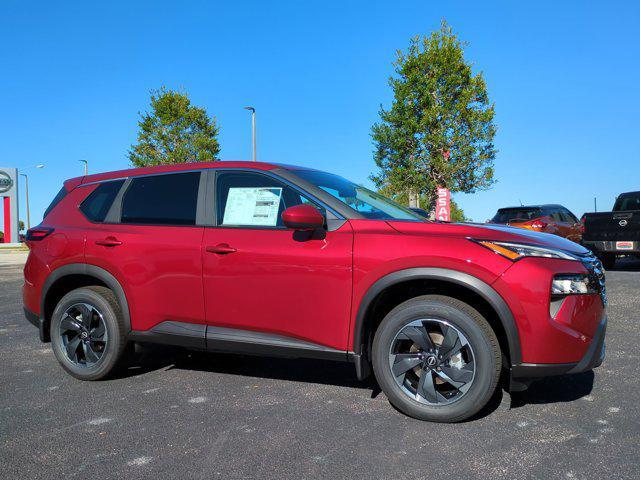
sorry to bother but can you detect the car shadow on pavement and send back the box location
[509,371,594,408]
[116,344,366,389]
[116,344,595,418]
[607,257,640,271]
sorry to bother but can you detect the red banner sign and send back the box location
[436,187,451,222]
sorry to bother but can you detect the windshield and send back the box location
[491,208,542,223]
[613,193,640,211]
[292,170,424,221]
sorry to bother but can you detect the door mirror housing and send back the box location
[282,204,325,231]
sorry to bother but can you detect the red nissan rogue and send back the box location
[23,162,607,422]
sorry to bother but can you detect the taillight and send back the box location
[530,220,548,229]
[26,227,54,241]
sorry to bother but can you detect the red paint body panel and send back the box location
[348,220,514,351]
[493,257,604,364]
[84,224,205,329]
[202,222,353,350]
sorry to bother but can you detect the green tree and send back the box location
[19,220,24,232]
[129,88,221,167]
[371,20,496,208]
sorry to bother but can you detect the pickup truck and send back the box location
[582,191,640,269]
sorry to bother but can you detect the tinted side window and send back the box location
[547,209,563,222]
[614,193,640,211]
[491,208,541,223]
[561,209,577,223]
[43,186,68,219]
[216,172,320,228]
[80,180,125,222]
[121,172,200,225]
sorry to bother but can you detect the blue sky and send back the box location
[1,0,639,225]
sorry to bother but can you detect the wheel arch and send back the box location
[352,268,522,373]
[41,264,131,341]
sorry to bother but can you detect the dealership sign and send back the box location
[436,187,451,221]
[0,167,19,244]
[0,171,13,193]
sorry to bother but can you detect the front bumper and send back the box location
[510,313,606,383]
[583,240,640,254]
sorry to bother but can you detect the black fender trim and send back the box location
[206,325,347,361]
[352,268,522,366]
[129,321,349,362]
[41,263,132,334]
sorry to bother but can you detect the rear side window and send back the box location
[561,209,578,223]
[121,172,200,225]
[547,209,564,222]
[80,180,125,222]
[43,186,68,219]
[614,193,640,211]
[491,208,541,223]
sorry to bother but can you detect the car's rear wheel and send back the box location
[50,286,127,380]
[372,295,501,422]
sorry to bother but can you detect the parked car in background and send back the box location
[489,204,583,243]
[582,191,640,269]
[23,162,606,423]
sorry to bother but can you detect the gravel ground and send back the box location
[1,253,639,479]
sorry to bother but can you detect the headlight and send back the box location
[551,274,597,295]
[473,240,578,261]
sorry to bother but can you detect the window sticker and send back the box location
[222,187,283,226]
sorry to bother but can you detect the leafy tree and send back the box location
[19,220,24,232]
[371,20,497,208]
[129,88,220,167]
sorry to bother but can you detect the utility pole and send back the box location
[79,159,88,175]
[19,164,44,231]
[244,107,256,161]
[20,174,30,231]
[594,197,597,212]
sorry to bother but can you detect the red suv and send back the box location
[23,162,607,422]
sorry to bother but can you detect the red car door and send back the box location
[84,172,206,331]
[201,170,353,351]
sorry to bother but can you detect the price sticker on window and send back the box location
[222,187,283,226]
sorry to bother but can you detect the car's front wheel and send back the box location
[50,286,127,380]
[372,295,501,422]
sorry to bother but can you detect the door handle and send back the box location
[206,243,237,255]
[95,237,123,247]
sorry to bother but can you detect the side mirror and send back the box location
[282,204,325,231]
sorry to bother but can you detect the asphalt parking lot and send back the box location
[1,253,639,480]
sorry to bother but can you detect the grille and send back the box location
[578,253,607,306]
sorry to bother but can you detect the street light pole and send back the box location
[79,159,88,175]
[20,174,30,231]
[19,164,44,232]
[244,107,256,161]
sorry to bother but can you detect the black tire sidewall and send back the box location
[50,288,123,380]
[372,297,500,422]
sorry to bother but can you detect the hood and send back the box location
[386,220,590,255]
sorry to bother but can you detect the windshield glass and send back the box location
[613,193,640,211]
[491,208,542,223]
[292,170,424,221]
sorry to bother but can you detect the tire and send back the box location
[372,295,501,422]
[600,254,616,270]
[50,286,127,380]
